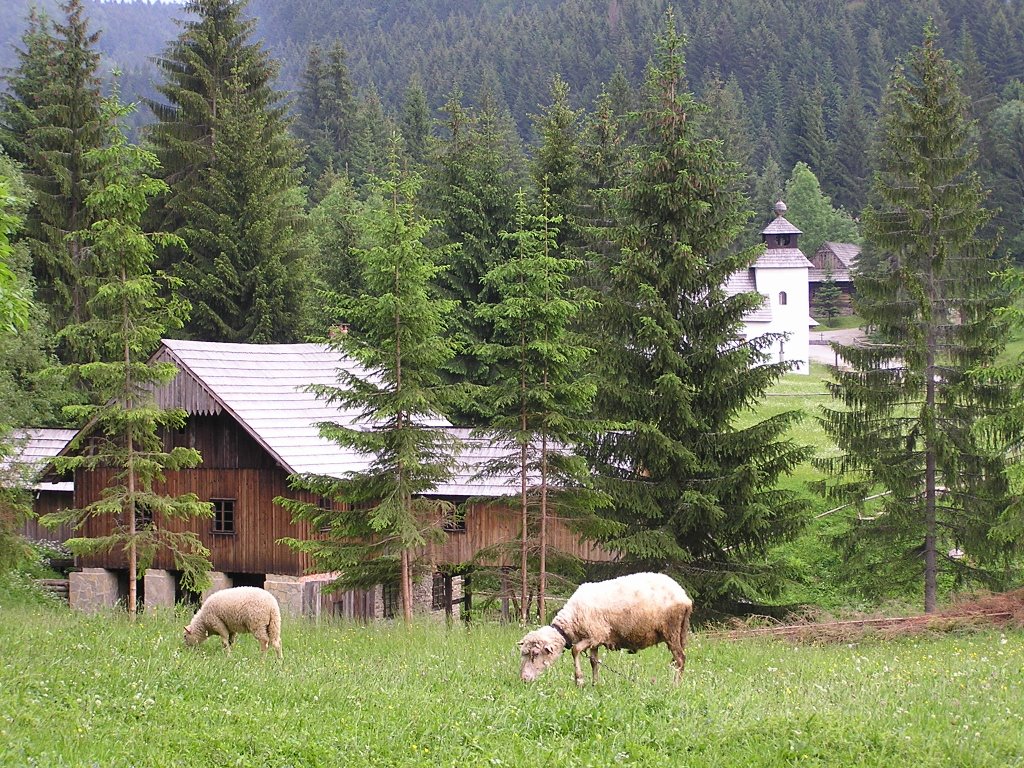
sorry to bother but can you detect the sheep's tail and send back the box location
[268,599,284,659]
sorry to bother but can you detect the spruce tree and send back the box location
[576,85,628,291]
[819,24,1017,612]
[423,89,520,408]
[400,76,431,169]
[832,74,872,215]
[474,189,600,622]
[146,0,309,343]
[589,13,811,602]
[0,0,106,361]
[42,95,213,617]
[279,141,460,624]
[174,70,310,343]
[294,41,358,189]
[530,75,583,253]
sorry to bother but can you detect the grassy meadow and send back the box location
[5,322,1024,767]
[2,583,1022,768]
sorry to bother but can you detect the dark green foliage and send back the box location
[423,89,523,404]
[42,95,213,614]
[832,74,872,215]
[308,170,362,304]
[818,24,1018,612]
[279,144,459,622]
[530,75,584,253]
[400,75,431,169]
[295,41,358,188]
[588,13,811,604]
[0,1,106,362]
[813,263,843,326]
[146,0,310,343]
[173,70,310,343]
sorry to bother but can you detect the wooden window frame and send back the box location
[211,498,236,535]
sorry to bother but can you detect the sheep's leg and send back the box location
[571,646,586,686]
[589,647,601,685]
[254,625,271,655]
[219,631,231,655]
[668,643,686,683]
[669,606,691,683]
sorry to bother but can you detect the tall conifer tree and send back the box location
[0,0,106,361]
[43,95,213,616]
[475,189,600,622]
[146,0,308,343]
[819,24,1016,612]
[280,141,459,624]
[589,13,810,601]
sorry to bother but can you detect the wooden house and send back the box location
[809,241,860,314]
[66,340,610,617]
[2,428,76,543]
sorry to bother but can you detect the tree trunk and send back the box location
[923,280,938,614]
[520,416,528,625]
[539,428,548,623]
[124,323,138,620]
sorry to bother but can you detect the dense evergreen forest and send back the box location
[2,0,1023,247]
[1,0,1022,610]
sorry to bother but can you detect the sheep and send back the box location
[183,586,283,659]
[518,572,692,686]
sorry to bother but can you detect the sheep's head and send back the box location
[183,624,208,648]
[518,626,566,682]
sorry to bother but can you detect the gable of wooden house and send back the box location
[1,427,77,543]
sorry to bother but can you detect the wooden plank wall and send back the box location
[21,490,75,542]
[72,411,614,576]
[75,466,320,575]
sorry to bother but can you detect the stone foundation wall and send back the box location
[264,573,302,616]
[69,568,119,613]
[143,569,176,612]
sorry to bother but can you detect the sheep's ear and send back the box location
[183,626,191,634]
[543,643,557,655]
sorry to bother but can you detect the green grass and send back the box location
[1,595,1022,768]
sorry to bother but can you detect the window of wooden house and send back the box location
[778,291,788,305]
[211,498,236,535]
[381,582,399,619]
[442,508,467,533]
[432,572,448,611]
[317,496,333,533]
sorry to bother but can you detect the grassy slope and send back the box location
[1,596,1021,768]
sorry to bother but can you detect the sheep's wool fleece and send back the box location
[555,573,691,649]
[190,586,280,635]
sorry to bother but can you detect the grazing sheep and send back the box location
[183,586,283,659]
[518,572,692,685]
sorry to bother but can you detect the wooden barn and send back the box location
[809,241,860,315]
[2,428,77,543]
[65,340,610,617]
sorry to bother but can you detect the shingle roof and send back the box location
[1,428,76,492]
[723,270,772,321]
[822,241,861,268]
[157,340,529,498]
[753,247,814,269]
[761,214,803,236]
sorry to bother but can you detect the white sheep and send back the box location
[518,572,692,685]
[183,586,283,659]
